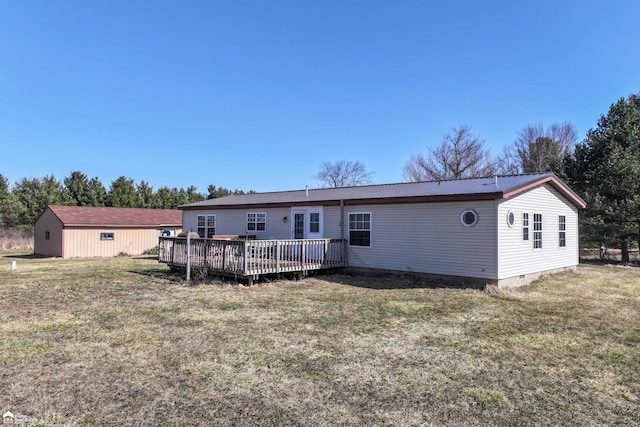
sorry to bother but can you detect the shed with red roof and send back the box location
[34,205,182,258]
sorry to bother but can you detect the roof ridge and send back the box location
[279,172,553,191]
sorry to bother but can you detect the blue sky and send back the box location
[1,1,638,193]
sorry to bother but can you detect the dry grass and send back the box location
[0,228,33,251]
[0,253,638,426]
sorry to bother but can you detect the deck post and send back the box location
[204,240,209,272]
[243,239,248,275]
[276,240,281,274]
[221,240,227,271]
[301,239,305,272]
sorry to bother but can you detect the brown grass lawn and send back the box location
[0,253,638,426]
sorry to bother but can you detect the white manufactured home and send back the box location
[177,173,586,287]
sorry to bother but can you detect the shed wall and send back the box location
[34,209,64,257]
[497,184,579,280]
[62,228,172,258]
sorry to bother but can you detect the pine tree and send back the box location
[565,93,640,263]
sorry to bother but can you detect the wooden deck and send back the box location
[158,237,346,283]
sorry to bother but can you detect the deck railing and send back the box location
[158,237,346,278]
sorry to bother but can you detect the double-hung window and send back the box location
[349,212,371,247]
[309,212,320,233]
[533,213,542,249]
[247,212,266,231]
[197,215,216,238]
[559,215,566,247]
[523,213,529,241]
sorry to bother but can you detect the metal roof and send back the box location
[180,173,586,210]
[46,206,183,228]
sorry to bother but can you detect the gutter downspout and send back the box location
[495,199,500,283]
[340,199,347,266]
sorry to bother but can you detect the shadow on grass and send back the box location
[580,257,639,268]
[129,267,185,283]
[3,253,50,259]
[126,265,488,290]
[133,255,161,260]
[312,270,487,290]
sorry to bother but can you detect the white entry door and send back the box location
[291,208,323,239]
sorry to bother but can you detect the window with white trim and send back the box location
[197,215,216,238]
[247,212,266,231]
[461,209,478,227]
[533,213,542,249]
[100,232,114,241]
[523,213,529,241]
[309,212,320,233]
[559,215,566,247]
[349,212,371,247]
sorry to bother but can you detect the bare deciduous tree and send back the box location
[495,145,522,175]
[403,126,495,182]
[316,160,373,188]
[498,122,577,174]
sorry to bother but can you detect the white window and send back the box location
[533,213,542,249]
[559,215,566,247]
[349,212,371,247]
[523,213,529,241]
[507,211,515,227]
[197,215,216,238]
[461,209,478,227]
[247,212,266,231]
[309,212,320,233]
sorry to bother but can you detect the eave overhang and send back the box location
[179,192,505,210]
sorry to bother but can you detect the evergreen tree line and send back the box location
[0,172,252,230]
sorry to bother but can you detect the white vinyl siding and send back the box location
[184,202,498,279]
[183,208,291,239]
[497,185,579,280]
[346,201,497,279]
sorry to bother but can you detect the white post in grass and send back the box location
[186,232,191,283]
